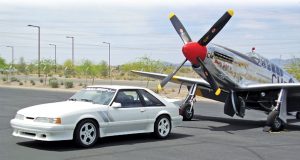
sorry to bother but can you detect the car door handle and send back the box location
[140,108,146,112]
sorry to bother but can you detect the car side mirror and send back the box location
[111,102,122,108]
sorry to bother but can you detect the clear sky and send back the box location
[0,0,299,65]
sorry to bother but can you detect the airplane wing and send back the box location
[132,70,229,102]
[230,83,300,117]
[238,83,300,91]
[131,70,210,89]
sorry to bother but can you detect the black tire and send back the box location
[237,97,245,117]
[182,104,194,121]
[267,111,284,131]
[154,115,171,139]
[74,119,99,148]
[296,112,300,120]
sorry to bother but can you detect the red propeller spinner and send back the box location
[182,42,207,66]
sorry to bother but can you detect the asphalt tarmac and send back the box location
[1,87,300,160]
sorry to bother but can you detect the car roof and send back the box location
[86,85,148,90]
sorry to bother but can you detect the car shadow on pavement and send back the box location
[16,132,192,151]
[181,114,300,133]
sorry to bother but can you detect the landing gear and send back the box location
[264,89,287,132]
[179,84,197,121]
[266,111,285,132]
[237,96,246,117]
[273,115,284,131]
[181,104,194,121]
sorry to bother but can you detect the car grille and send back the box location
[20,131,36,137]
[25,117,34,120]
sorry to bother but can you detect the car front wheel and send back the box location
[154,115,171,139]
[74,119,99,148]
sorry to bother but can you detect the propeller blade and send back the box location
[158,59,187,90]
[169,12,192,44]
[198,9,234,46]
[196,57,221,96]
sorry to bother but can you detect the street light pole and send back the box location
[49,44,57,73]
[66,36,74,65]
[28,24,41,77]
[102,42,111,84]
[6,46,14,68]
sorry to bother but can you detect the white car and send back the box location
[10,85,182,147]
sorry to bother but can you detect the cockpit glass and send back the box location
[247,52,260,64]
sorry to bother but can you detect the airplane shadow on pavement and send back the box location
[16,132,192,151]
[179,114,300,133]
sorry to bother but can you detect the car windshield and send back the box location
[69,87,116,105]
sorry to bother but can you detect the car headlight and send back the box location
[15,114,25,120]
[34,117,62,124]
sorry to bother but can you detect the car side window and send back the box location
[139,89,165,107]
[113,90,143,108]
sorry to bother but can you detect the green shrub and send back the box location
[60,81,64,85]
[30,80,35,85]
[49,78,59,88]
[2,77,7,81]
[19,81,23,85]
[39,78,43,83]
[10,77,19,82]
[78,82,83,86]
[64,81,73,89]
[48,77,57,83]
[49,80,59,88]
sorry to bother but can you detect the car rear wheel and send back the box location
[74,119,99,148]
[154,115,171,139]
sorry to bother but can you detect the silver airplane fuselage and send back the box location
[192,44,298,91]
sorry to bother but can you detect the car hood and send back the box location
[18,101,102,118]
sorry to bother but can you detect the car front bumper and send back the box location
[10,119,75,141]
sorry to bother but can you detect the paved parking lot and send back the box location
[1,87,300,160]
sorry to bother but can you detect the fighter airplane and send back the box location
[132,9,300,131]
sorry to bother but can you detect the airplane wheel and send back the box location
[238,97,245,117]
[272,116,284,131]
[182,104,194,121]
[267,111,284,131]
[296,112,300,119]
